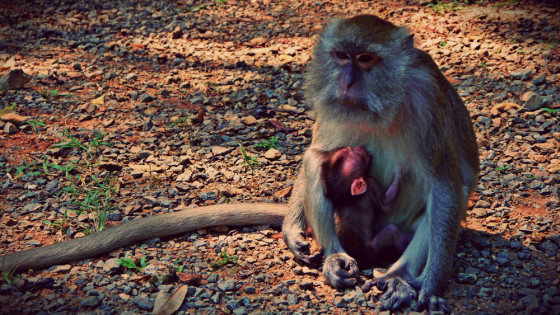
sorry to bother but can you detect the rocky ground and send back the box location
[0,0,559,314]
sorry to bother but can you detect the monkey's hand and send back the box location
[364,276,417,311]
[362,271,450,314]
[284,229,323,265]
[415,286,451,313]
[323,252,359,288]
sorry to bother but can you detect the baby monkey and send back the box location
[321,147,412,268]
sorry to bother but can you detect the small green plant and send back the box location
[52,129,88,151]
[496,164,511,173]
[238,144,259,173]
[541,108,559,114]
[117,256,147,272]
[39,89,49,99]
[1,260,19,285]
[439,39,447,48]
[167,117,187,127]
[517,48,524,54]
[88,130,111,153]
[219,192,232,204]
[9,162,41,179]
[0,104,15,116]
[65,92,74,98]
[428,1,465,13]
[253,135,278,150]
[189,4,207,12]
[206,82,222,94]
[64,173,117,233]
[21,119,46,132]
[480,61,487,68]
[495,48,502,53]
[43,207,69,232]
[50,89,59,98]
[52,129,111,158]
[174,259,185,273]
[216,0,226,7]
[48,161,77,179]
[495,0,517,7]
[211,251,238,270]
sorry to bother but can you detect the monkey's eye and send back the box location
[335,52,350,60]
[357,55,373,62]
[333,51,351,66]
[356,53,380,70]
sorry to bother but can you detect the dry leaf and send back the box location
[490,102,522,116]
[153,291,171,314]
[177,272,202,286]
[274,186,292,199]
[278,54,294,62]
[546,163,560,173]
[91,93,106,105]
[0,56,16,72]
[0,104,15,116]
[270,232,283,240]
[0,113,28,123]
[468,35,484,41]
[153,285,189,315]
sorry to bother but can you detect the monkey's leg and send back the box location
[282,171,322,265]
[367,181,459,313]
[299,148,359,288]
[362,217,428,310]
[411,180,462,313]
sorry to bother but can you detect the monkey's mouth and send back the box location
[339,95,363,107]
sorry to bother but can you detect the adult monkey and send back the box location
[282,15,479,312]
[1,14,477,312]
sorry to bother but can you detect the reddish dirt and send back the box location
[0,133,58,165]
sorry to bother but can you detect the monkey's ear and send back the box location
[393,27,414,50]
[405,34,414,48]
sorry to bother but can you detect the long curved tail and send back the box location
[1,203,287,272]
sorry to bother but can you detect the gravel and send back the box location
[1,0,559,314]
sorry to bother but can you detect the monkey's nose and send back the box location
[340,64,355,95]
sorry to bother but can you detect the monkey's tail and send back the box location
[1,203,287,273]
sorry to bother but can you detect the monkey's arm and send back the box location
[1,203,285,273]
[282,170,323,264]
[303,148,359,287]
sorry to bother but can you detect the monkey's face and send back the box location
[331,51,380,107]
[306,15,414,123]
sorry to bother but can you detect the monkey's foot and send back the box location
[323,252,359,289]
[369,276,417,311]
[284,231,322,265]
[415,291,451,314]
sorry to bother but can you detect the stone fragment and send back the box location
[3,122,17,134]
[522,92,545,110]
[171,26,183,39]
[103,258,122,273]
[262,148,280,160]
[1,69,30,89]
[510,68,533,80]
[125,73,138,81]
